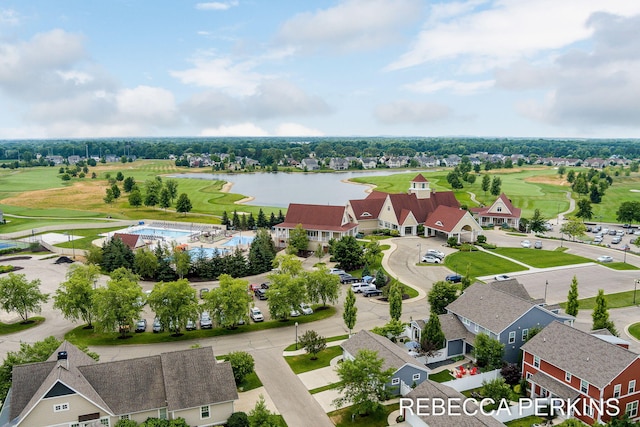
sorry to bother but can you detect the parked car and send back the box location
[329,268,346,275]
[593,225,602,233]
[594,235,603,243]
[250,307,264,322]
[611,236,622,244]
[290,307,301,317]
[199,288,209,299]
[534,241,543,249]
[609,229,617,236]
[200,311,213,329]
[616,230,624,236]
[135,319,147,333]
[445,274,462,283]
[152,318,163,333]
[254,288,268,300]
[185,319,197,331]
[249,283,261,292]
[299,303,313,315]
[426,249,445,259]
[260,282,270,289]
[363,288,383,297]
[521,240,531,248]
[351,282,376,293]
[494,274,510,281]
[597,255,613,263]
[421,255,441,263]
[602,228,610,235]
[339,273,359,284]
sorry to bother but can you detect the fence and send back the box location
[440,368,501,392]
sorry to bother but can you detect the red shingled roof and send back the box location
[424,206,469,232]
[278,203,358,232]
[349,197,385,220]
[470,193,521,218]
[411,174,428,182]
[113,233,143,249]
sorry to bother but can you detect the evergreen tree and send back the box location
[269,212,277,226]
[277,210,285,223]
[490,176,502,196]
[592,289,617,335]
[589,184,601,203]
[247,213,256,229]
[123,176,136,192]
[232,210,240,229]
[420,312,445,356]
[248,229,277,275]
[481,174,491,195]
[101,237,135,272]
[159,187,171,211]
[240,214,247,230]
[566,275,579,317]
[256,209,267,228]
[388,280,402,321]
[221,211,230,226]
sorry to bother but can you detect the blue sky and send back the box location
[1,0,640,139]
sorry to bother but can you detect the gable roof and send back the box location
[113,233,143,249]
[277,203,357,232]
[445,282,544,334]
[405,380,504,426]
[411,174,428,183]
[471,193,521,219]
[7,342,237,425]
[521,321,639,389]
[349,197,385,220]
[438,313,476,344]
[424,206,469,233]
[341,330,427,373]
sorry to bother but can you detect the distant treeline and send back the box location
[1,136,638,166]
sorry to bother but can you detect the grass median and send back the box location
[65,306,336,347]
[559,290,640,311]
[444,251,528,278]
[0,317,45,335]
[284,345,343,374]
[492,247,592,268]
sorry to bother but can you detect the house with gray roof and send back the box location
[521,321,640,425]
[300,158,320,170]
[402,379,505,427]
[342,330,430,396]
[410,280,573,364]
[328,158,350,170]
[0,341,238,427]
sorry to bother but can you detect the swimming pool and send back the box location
[188,247,230,259]
[129,228,192,239]
[222,235,255,246]
[0,242,18,250]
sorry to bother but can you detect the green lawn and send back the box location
[504,415,546,427]
[559,290,640,311]
[492,248,592,268]
[284,345,343,374]
[237,371,263,392]
[329,403,399,427]
[309,381,344,394]
[429,370,454,383]
[444,251,528,278]
[0,316,45,335]
[284,334,348,351]
[601,262,640,271]
[629,322,640,340]
[65,306,336,347]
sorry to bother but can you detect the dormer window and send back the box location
[361,212,371,217]
[497,207,502,212]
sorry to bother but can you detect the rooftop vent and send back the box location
[57,351,68,361]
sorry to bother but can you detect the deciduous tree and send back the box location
[560,217,587,241]
[592,289,617,336]
[473,333,504,370]
[93,268,144,338]
[147,279,199,335]
[0,273,49,322]
[331,235,364,271]
[427,281,458,315]
[566,275,579,317]
[298,330,327,360]
[304,266,340,307]
[53,264,101,328]
[205,274,251,328]
[287,224,309,255]
[175,193,192,215]
[225,351,255,385]
[420,312,445,356]
[343,289,357,335]
[388,280,402,321]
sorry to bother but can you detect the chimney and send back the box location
[57,351,69,370]
[57,351,68,360]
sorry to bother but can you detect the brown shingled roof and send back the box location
[341,330,427,373]
[277,203,358,232]
[424,206,468,232]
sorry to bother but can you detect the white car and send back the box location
[351,282,376,293]
[494,274,511,281]
[593,235,603,243]
[299,303,313,315]
[597,255,613,263]
[329,268,346,275]
[289,308,301,317]
[521,240,531,248]
[421,255,441,263]
[426,249,445,259]
[250,307,264,322]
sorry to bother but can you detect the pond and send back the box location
[170,170,416,207]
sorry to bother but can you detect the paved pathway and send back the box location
[252,347,334,427]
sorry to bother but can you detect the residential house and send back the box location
[440,155,461,167]
[423,205,483,243]
[410,280,574,364]
[300,158,320,170]
[360,157,378,169]
[328,158,350,170]
[470,193,522,230]
[67,155,81,165]
[413,155,438,168]
[402,380,505,427]
[45,155,65,165]
[273,203,358,250]
[0,341,238,427]
[385,156,410,168]
[342,330,430,396]
[521,321,640,425]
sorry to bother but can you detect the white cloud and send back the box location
[0,8,20,25]
[116,86,178,124]
[276,0,422,53]
[275,123,324,136]
[248,79,331,118]
[387,0,640,71]
[374,100,452,125]
[200,123,268,137]
[405,78,494,95]
[195,1,239,11]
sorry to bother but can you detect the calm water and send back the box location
[171,170,414,207]
[130,227,191,238]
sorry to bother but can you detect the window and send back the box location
[462,317,470,326]
[585,404,593,417]
[533,356,540,368]
[158,408,167,420]
[497,207,502,212]
[630,380,636,394]
[526,372,532,380]
[120,415,130,420]
[474,323,479,332]
[565,371,572,382]
[391,378,400,385]
[53,402,69,412]
[614,384,621,398]
[508,331,516,344]
[581,380,589,394]
[100,419,110,427]
[626,401,638,418]
[201,405,210,419]
[412,373,421,381]
[522,329,529,341]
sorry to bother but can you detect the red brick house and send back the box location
[521,321,640,425]
[273,203,358,250]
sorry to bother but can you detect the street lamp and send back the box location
[295,322,299,350]
[544,280,549,303]
[417,243,422,264]
[634,279,639,305]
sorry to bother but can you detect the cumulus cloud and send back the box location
[276,0,421,53]
[405,78,494,95]
[500,12,640,129]
[387,0,640,71]
[200,123,268,136]
[195,1,239,11]
[275,123,324,136]
[116,86,179,124]
[0,8,20,25]
[374,100,452,124]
